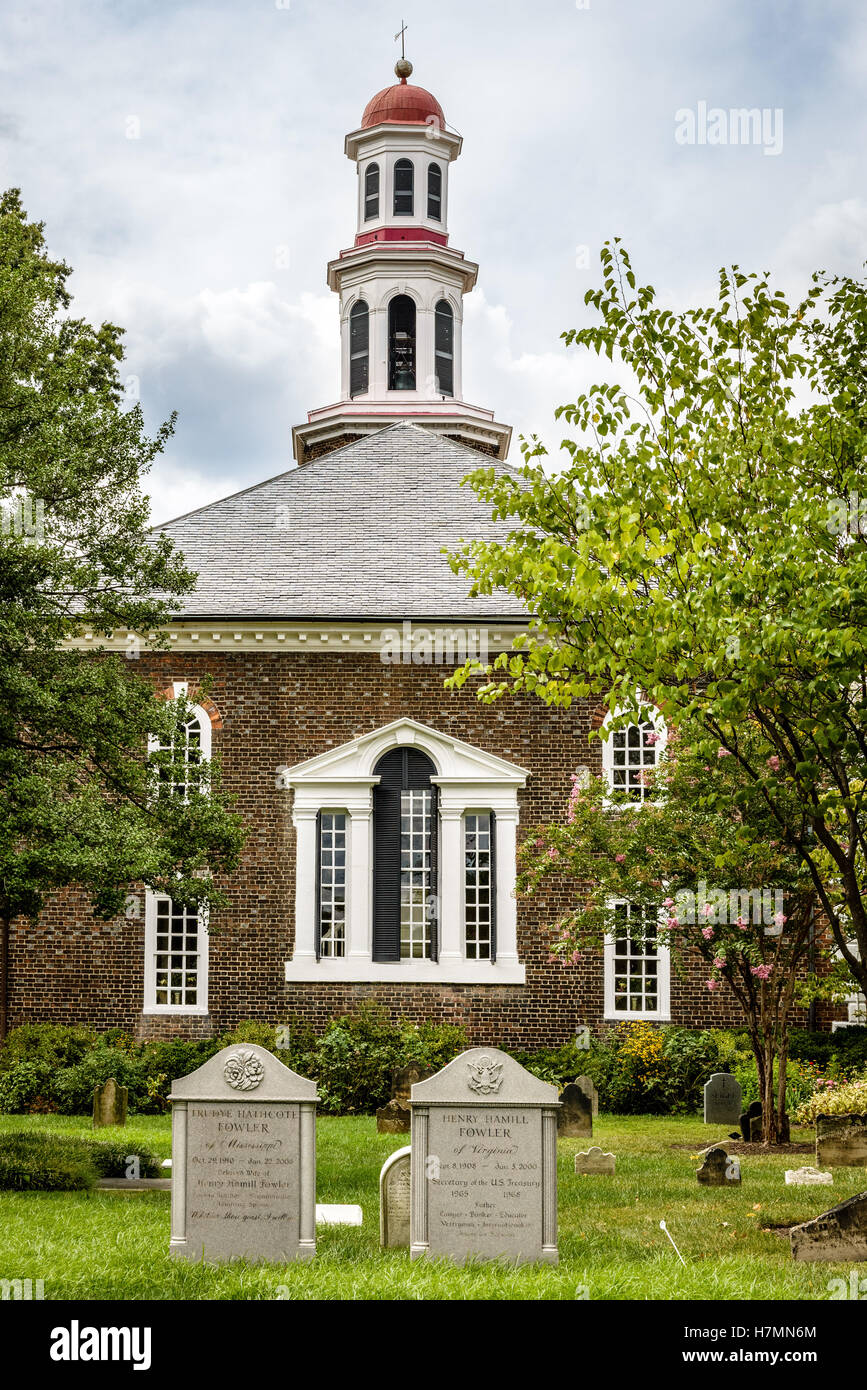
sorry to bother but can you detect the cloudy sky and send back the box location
[2,0,866,523]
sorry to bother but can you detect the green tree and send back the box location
[0,190,245,1037]
[519,721,841,1142]
[448,241,867,1007]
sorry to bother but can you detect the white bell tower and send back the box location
[292,55,511,464]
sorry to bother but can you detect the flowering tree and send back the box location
[518,722,842,1143]
[447,244,867,1007]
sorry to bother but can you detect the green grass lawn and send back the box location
[0,1112,862,1300]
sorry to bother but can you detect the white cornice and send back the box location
[64,619,528,655]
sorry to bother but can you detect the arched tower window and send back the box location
[393,158,414,216]
[427,162,442,220]
[434,300,454,397]
[388,295,416,391]
[373,747,438,961]
[349,300,369,398]
[364,163,379,221]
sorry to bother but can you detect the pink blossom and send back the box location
[713,956,726,969]
[701,903,713,918]
[767,755,780,771]
[702,926,714,940]
[736,916,749,931]
[645,846,654,855]
[751,964,773,979]
[717,747,732,758]
[547,847,558,861]
[706,979,719,991]
[773,911,787,927]
[646,731,660,745]
[663,897,674,907]
[615,854,625,863]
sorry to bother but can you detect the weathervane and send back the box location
[393,20,412,80]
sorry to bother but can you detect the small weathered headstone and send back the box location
[169,1043,317,1263]
[785,1166,833,1186]
[380,1145,411,1248]
[790,1191,867,1262]
[410,1047,560,1265]
[376,1098,411,1134]
[739,1101,762,1142]
[703,1073,742,1125]
[557,1083,592,1137]
[391,1065,432,1103]
[92,1078,128,1129]
[574,1075,599,1117]
[696,1146,741,1186]
[574,1146,615,1176]
[816,1114,867,1168]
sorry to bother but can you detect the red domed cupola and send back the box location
[361,58,445,130]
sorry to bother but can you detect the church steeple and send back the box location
[292,58,512,464]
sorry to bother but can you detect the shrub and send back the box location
[87,1138,161,1179]
[793,1078,867,1125]
[0,1024,97,1072]
[0,1060,59,1114]
[51,1048,144,1116]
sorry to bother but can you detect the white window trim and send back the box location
[143,888,210,1016]
[603,899,671,1022]
[146,682,213,794]
[281,718,527,984]
[601,703,667,805]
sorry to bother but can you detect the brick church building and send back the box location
[8,58,856,1044]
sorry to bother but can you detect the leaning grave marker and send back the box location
[169,1043,317,1263]
[703,1072,742,1126]
[410,1047,559,1266]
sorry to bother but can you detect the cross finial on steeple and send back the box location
[393,21,413,81]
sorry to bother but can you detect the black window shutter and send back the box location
[489,809,497,963]
[315,810,322,962]
[372,752,403,961]
[428,784,439,962]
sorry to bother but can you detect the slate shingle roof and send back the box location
[153,423,529,621]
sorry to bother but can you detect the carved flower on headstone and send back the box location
[223,1049,266,1092]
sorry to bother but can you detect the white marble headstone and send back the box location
[410,1047,560,1266]
[169,1044,318,1263]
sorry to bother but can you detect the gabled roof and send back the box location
[281,717,530,785]
[152,423,529,621]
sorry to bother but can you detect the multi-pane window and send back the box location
[364,162,380,220]
[465,813,493,959]
[318,813,347,958]
[393,158,414,215]
[155,712,203,801]
[152,897,202,1009]
[611,902,659,1013]
[427,162,442,219]
[400,789,431,958]
[388,295,416,391]
[608,720,658,801]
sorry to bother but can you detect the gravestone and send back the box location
[376,1099,411,1134]
[92,1078,128,1129]
[574,1075,599,1118]
[557,1083,592,1137]
[703,1073,742,1125]
[380,1146,411,1248]
[696,1146,741,1186]
[790,1191,867,1262]
[816,1114,867,1168]
[785,1166,833,1186]
[574,1146,615,1176]
[169,1043,317,1263]
[410,1047,559,1265]
[392,1065,433,1102]
[739,1101,762,1142]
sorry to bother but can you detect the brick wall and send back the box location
[5,650,847,1044]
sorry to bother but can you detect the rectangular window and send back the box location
[465,813,492,959]
[318,812,347,958]
[611,902,659,1013]
[146,895,206,1012]
[400,789,431,958]
[609,720,657,801]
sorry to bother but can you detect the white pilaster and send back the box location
[348,805,373,962]
[292,808,319,964]
[494,809,521,969]
[437,809,463,965]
